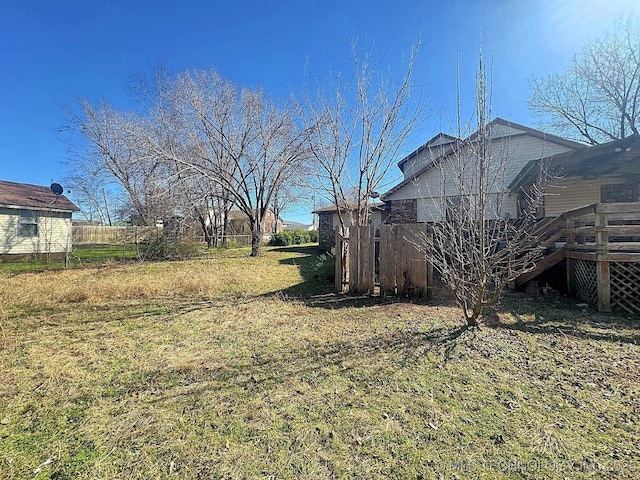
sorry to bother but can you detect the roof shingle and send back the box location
[0,180,80,212]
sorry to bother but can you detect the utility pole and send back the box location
[102,188,112,226]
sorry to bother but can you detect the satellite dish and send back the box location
[51,183,64,196]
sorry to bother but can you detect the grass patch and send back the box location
[0,244,139,273]
[1,246,639,478]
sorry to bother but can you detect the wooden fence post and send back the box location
[565,217,576,298]
[349,225,375,294]
[335,229,343,293]
[595,207,610,312]
[379,225,396,296]
[426,232,433,299]
[362,225,375,294]
[349,226,359,293]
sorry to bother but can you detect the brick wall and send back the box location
[318,212,335,252]
[386,199,417,224]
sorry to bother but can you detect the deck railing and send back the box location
[514,202,640,315]
[563,202,640,315]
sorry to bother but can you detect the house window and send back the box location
[446,196,467,221]
[600,183,637,203]
[18,210,38,237]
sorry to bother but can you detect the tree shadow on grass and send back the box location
[488,292,640,345]
[272,245,335,296]
[270,245,458,311]
[120,322,471,404]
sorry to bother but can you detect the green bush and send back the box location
[312,252,335,284]
[269,233,289,246]
[269,229,318,246]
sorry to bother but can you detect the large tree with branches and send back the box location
[529,18,640,145]
[149,69,309,256]
[67,100,175,226]
[69,69,308,256]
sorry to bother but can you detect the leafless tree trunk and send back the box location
[529,18,640,145]
[149,69,309,256]
[418,50,548,327]
[300,38,428,234]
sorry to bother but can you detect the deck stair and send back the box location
[515,202,640,313]
[515,246,565,287]
[514,204,599,287]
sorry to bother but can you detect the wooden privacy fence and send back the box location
[72,226,161,245]
[336,224,433,298]
[379,224,433,298]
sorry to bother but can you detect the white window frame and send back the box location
[18,210,38,237]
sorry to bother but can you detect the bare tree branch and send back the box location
[300,38,428,233]
[529,18,640,144]
[417,48,549,327]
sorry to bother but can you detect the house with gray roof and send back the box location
[0,180,80,256]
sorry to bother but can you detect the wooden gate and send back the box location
[379,224,432,298]
[336,224,432,298]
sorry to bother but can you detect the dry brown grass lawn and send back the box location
[1,246,639,479]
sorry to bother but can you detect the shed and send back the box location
[0,180,80,256]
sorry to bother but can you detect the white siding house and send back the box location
[381,118,586,223]
[0,180,80,255]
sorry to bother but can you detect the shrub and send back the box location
[138,237,168,261]
[312,252,335,284]
[269,229,319,246]
[270,232,290,246]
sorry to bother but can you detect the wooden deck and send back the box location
[518,202,640,315]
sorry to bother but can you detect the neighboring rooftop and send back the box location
[312,202,386,214]
[281,221,314,231]
[510,134,640,189]
[0,179,80,212]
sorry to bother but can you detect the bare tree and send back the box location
[171,169,234,248]
[69,69,308,255]
[67,100,175,226]
[301,39,427,234]
[126,70,234,246]
[63,168,119,225]
[529,18,640,145]
[418,52,548,327]
[151,69,309,256]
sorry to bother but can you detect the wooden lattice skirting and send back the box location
[610,262,640,316]
[575,259,597,305]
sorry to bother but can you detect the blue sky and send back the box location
[1,0,638,224]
